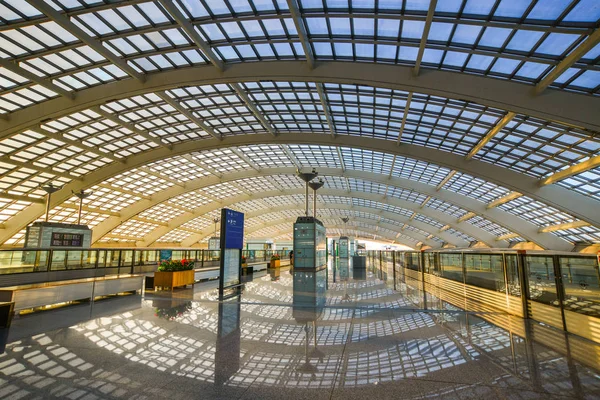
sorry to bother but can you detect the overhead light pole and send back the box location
[297,168,318,216]
[308,179,324,219]
[40,183,62,222]
[72,190,93,225]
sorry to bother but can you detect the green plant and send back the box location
[270,254,280,261]
[157,258,194,272]
[242,256,247,264]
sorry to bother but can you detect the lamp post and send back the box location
[297,168,318,216]
[72,190,93,225]
[308,179,324,219]
[213,217,220,238]
[40,183,62,222]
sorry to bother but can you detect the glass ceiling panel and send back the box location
[475,114,600,178]
[442,172,510,204]
[556,166,600,201]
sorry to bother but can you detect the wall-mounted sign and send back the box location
[159,250,173,261]
[51,232,83,247]
[219,208,245,298]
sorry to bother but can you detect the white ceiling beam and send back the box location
[413,0,438,76]
[533,29,600,95]
[92,106,170,149]
[541,154,600,186]
[231,83,277,136]
[281,145,302,169]
[230,148,261,171]
[316,83,335,137]
[157,0,224,71]
[156,92,221,140]
[397,92,413,144]
[0,58,74,99]
[26,0,145,82]
[2,61,598,139]
[181,154,222,178]
[487,191,522,209]
[286,0,314,69]
[137,167,185,187]
[436,170,456,190]
[466,112,516,159]
[539,220,590,233]
[95,183,151,200]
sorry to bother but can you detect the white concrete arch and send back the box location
[3,135,594,250]
[1,62,598,138]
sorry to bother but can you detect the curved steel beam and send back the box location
[189,205,468,247]
[94,167,567,250]
[133,190,497,248]
[90,169,508,248]
[254,224,418,247]
[246,217,440,248]
[2,62,598,138]
[2,136,592,249]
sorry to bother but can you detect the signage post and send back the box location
[219,208,245,299]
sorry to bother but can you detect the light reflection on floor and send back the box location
[0,264,599,399]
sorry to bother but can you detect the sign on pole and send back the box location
[219,208,245,298]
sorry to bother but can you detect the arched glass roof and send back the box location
[0,0,598,249]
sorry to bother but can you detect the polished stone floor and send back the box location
[0,263,599,399]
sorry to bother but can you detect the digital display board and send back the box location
[221,209,244,249]
[51,232,83,247]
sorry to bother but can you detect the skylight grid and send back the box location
[322,175,348,191]
[77,185,141,212]
[426,198,468,219]
[233,199,273,213]
[386,186,427,204]
[235,176,275,193]
[347,178,387,196]
[236,145,294,168]
[167,190,211,210]
[146,156,211,181]
[0,198,31,222]
[268,174,304,189]
[391,157,451,186]
[350,198,413,218]
[556,166,600,201]
[551,225,600,244]
[445,227,476,243]
[138,203,186,223]
[443,172,510,204]
[110,219,159,238]
[156,229,193,243]
[181,216,212,231]
[497,196,577,227]
[199,182,242,200]
[167,85,265,136]
[105,169,173,196]
[414,214,445,230]
[259,195,305,208]
[0,165,70,197]
[288,145,341,168]
[341,148,393,175]
[40,206,110,228]
[466,215,513,237]
[0,83,59,114]
[476,115,600,178]
[192,149,251,173]
[320,195,352,205]
[403,224,432,238]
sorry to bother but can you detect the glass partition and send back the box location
[0,250,50,273]
[560,256,600,318]
[440,253,463,282]
[464,253,504,291]
[405,252,420,271]
[505,254,521,297]
[525,255,559,306]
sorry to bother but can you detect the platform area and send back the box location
[0,263,598,400]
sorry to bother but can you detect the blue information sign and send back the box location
[222,209,244,249]
[159,250,172,261]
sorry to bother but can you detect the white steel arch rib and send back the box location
[92,168,555,249]
[248,218,439,248]
[2,135,594,250]
[136,192,497,248]
[200,208,467,247]
[1,62,598,137]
